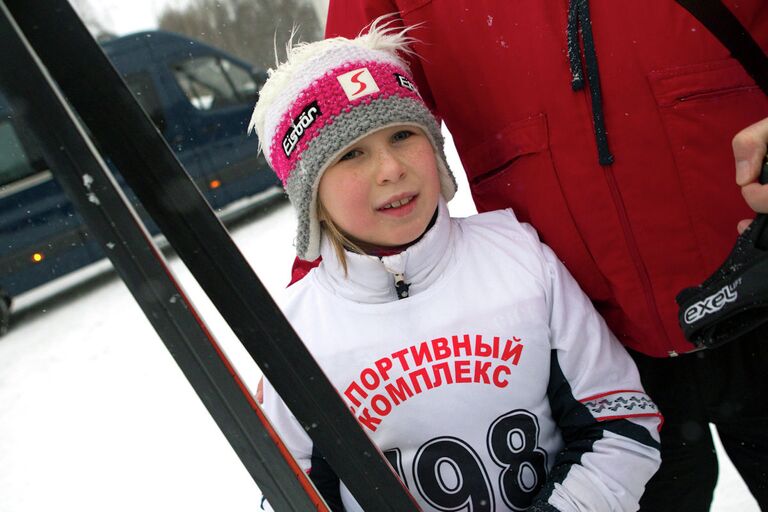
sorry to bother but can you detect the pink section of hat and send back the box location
[268,60,421,184]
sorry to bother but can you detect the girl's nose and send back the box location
[375,148,406,184]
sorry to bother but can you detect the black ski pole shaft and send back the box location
[0,4,326,511]
[4,1,420,510]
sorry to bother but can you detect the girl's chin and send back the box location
[378,227,430,248]
[349,227,427,252]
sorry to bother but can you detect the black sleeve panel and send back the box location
[308,445,345,512]
[531,351,660,507]
[548,350,660,451]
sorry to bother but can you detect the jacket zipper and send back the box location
[602,167,676,356]
[393,272,410,299]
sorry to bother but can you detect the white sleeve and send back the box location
[258,379,313,510]
[261,378,313,472]
[261,378,346,511]
[534,243,662,512]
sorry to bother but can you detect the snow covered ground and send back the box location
[0,131,759,511]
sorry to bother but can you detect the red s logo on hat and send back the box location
[337,67,380,101]
[350,70,368,96]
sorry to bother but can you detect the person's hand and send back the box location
[734,117,768,233]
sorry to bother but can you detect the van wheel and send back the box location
[0,293,10,337]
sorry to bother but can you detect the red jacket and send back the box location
[325,0,768,358]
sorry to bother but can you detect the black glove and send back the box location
[676,157,768,349]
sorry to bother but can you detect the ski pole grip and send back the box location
[674,148,768,348]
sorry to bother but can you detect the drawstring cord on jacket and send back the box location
[567,0,615,166]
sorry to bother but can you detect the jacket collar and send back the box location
[316,198,453,303]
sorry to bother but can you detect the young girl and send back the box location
[250,20,661,512]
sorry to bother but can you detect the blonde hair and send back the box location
[317,199,365,275]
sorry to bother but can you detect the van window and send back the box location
[172,56,256,111]
[123,72,166,131]
[0,119,39,187]
[220,59,257,99]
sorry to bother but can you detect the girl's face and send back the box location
[318,125,441,248]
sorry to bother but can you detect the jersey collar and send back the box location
[317,198,454,303]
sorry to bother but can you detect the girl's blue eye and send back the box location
[338,149,361,162]
[392,130,414,142]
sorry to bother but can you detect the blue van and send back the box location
[0,31,280,332]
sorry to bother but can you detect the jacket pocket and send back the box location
[459,113,613,304]
[647,57,767,268]
[648,58,760,107]
[464,114,549,190]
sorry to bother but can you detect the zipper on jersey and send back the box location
[393,272,410,300]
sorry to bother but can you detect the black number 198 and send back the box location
[384,410,547,511]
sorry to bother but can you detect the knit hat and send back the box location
[249,19,457,260]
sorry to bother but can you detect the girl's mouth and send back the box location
[381,195,415,209]
[377,194,418,216]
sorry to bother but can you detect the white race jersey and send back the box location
[263,200,661,512]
